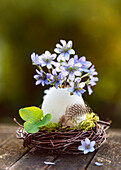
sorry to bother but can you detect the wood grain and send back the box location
[0,125,28,170]
[87,129,121,170]
[48,152,96,170]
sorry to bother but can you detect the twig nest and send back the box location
[16,121,110,154]
[41,87,85,123]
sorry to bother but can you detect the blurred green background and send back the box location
[0,0,121,128]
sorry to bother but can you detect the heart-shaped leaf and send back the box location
[19,106,52,133]
[38,114,52,127]
[19,106,43,122]
[24,121,40,133]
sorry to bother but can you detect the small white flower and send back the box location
[78,138,96,154]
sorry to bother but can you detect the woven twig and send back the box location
[16,120,110,154]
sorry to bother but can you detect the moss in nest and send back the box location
[40,113,99,132]
[40,122,61,132]
[78,113,99,131]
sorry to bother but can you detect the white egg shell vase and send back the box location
[41,87,86,123]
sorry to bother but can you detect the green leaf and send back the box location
[19,106,43,121]
[38,114,52,127]
[19,106,52,133]
[24,114,52,133]
[24,121,40,133]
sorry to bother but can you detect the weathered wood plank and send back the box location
[10,149,57,170]
[0,124,18,146]
[0,125,29,170]
[47,152,95,170]
[0,124,17,133]
[9,149,95,170]
[87,129,121,170]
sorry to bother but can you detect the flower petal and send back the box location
[67,40,72,48]
[95,162,103,166]
[69,74,75,81]
[54,48,61,54]
[45,50,51,56]
[87,85,93,95]
[68,58,74,66]
[79,82,85,88]
[89,147,95,152]
[74,55,78,62]
[56,43,62,48]
[64,53,70,60]
[69,49,75,55]
[44,161,55,165]
[51,54,57,60]
[84,149,89,154]
[78,145,84,151]
[60,40,66,46]
[47,63,52,69]
[81,140,85,147]
[90,141,96,147]
[80,56,86,62]
[85,138,90,145]
[57,53,65,62]
[36,79,42,85]
[74,71,81,76]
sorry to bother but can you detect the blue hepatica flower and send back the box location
[68,78,86,96]
[78,138,96,154]
[87,76,99,95]
[88,65,98,78]
[86,65,99,95]
[40,51,56,69]
[31,39,99,96]
[50,69,62,89]
[74,55,92,71]
[61,58,82,81]
[54,40,75,62]
[34,69,53,86]
[31,52,41,65]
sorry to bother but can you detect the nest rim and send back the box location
[16,120,110,154]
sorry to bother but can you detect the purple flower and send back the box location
[54,40,75,62]
[31,52,41,65]
[68,78,86,96]
[74,55,92,72]
[31,40,99,97]
[87,76,99,95]
[88,65,98,78]
[50,69,62,89]
[61,58,82,81]
[86,65,99,95]
[34,69,53,86]
[78,138,96,154]
[40,51,56,69]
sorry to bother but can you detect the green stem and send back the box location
[80,73,89,79]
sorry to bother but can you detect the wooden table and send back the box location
[0,124,121,170]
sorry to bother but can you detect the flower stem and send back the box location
[64,75,69,87]
[80,73,89,79]
[48,69,52,74]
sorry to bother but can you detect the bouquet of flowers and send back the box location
[15,40,110,154]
